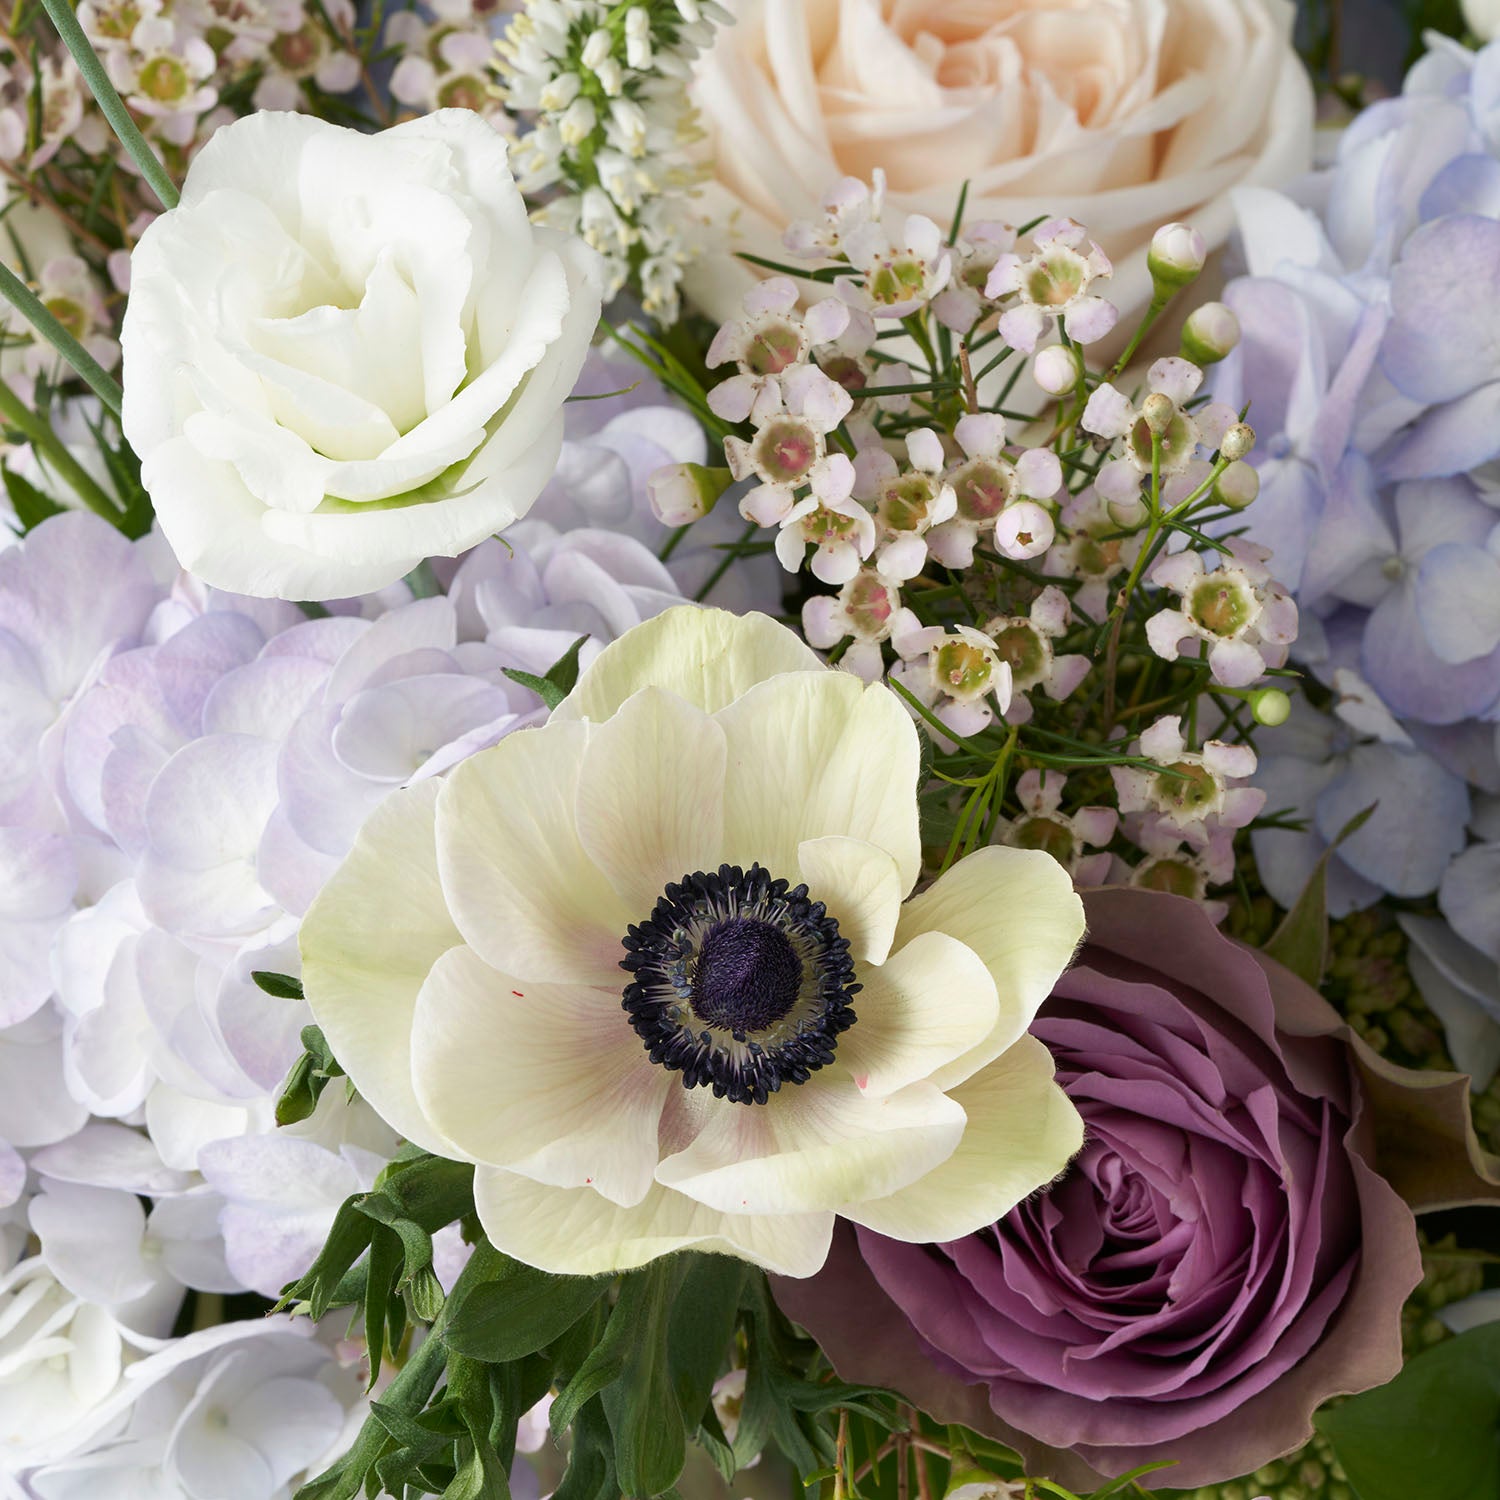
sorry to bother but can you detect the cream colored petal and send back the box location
[298,779,462,1157]
[796,836,903,964]
[552,606,822,724]
[472,1167,835,1276]
[410,944,668,1208]
[717,673,922,893]
[839,931,999,1098]
[893,846,1084,1090]
[435,722,632,988]
[574,687,727,917]
[843,1035,1083,1243]
[655,1076,963,1216]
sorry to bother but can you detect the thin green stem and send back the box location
[1108,295,1169,379]
[38,0,180,210]
[0,377,122,522]
[0,259,123,416]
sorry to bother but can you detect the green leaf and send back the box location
[274,1024,344,1127]
[1315,1322,1500,1500]
[601,1259,688,1498]
[2,468,62,532]
[442,1256,609,1363]
[364,1223,405,1390]
[667,1254,746,1432]
[501,635,589,712]
[252,970,304,999]
[1262,802,1377,985]
[276,1198,375,1318]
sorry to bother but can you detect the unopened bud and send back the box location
[1148,222,1207,293]
[1249,688,1292,727]
[1141,392,1176,435]
[646,462,731,525]
[1033,343,1082,397]
[1220,423,1255,461]
[1180,301,1240,365]
[1214,458,1259,510]
[581,28,612,70]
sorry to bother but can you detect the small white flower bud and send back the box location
[674,0,701,19]
[1141,392,1176,435]
[537,71,581,111]
[1148,222,1207,293]
[1249,688,1292,727]
[557,96,596,146]
[594,55,624,95]
[1180,301,1240,365]
[1219,423,1255,462]
[1214,458,1259,510]
[646,462,731,526]
[1033,343,1082,397]
[1463,0,1500,40]
[581,28,612,71]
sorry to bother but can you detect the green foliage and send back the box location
[1316,1322,1500,1500]
[502,634,590,712]
[2,467,63,532]
[273,1024,346,1127]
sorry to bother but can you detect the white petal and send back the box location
[716,672,922,894]
[891,846,1084,1088]
[298,779,463,1156]
[843,1034,1082,1241]
[655,1077,963,1215]
[574,687,727,917]
[436,722,631,987]
[553,606,822,724]
[839,931,999,1098]
[473,1168,834,1276]
[796,836,903,964]
[410,944,668,1206]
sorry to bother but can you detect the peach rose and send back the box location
[686,0,1314,325]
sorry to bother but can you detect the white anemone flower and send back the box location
[300,607,1084,1277]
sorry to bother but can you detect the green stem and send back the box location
[0,377,123,522]
[38,0,180,210]
[694,520,757,603]
[0,260,124,416]
[1109,295,1170,379]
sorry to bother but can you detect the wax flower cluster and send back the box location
[649,176,1299,917]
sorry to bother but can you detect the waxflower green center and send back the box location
[1190,577,1255,637]
[744,323,804,376]
[619,863,860,1105]
[1013,815,1076,864]
[954,459,1015,522]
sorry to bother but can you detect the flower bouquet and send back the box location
[0,3,1498,1500]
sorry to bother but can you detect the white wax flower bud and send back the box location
[1214,459,1259,510]
[675,0,701,19]
[595,56,624,95]
[1219,423,1256,461]
[1141,392,1176,435]
[558,97,597,146]
[581,28,613,70]
[538,71,581,111]
[646,462,731,525]
[1148,222,1207,292]
[1033,343,1082,397]
[1463,0,1500,39]
[1249,688,1291,727]
[1180,301,1240,365]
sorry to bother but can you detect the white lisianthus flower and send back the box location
[121,110,603,600]
[300,607,1085,1277]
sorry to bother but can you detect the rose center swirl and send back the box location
[619,863,860,1105]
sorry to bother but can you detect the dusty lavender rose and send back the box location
[775,887,1437,1490]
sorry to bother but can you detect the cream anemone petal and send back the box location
[298,779,462,1157]
[552,605,822,724]
[473,1168,835,1277]
[842,1035,1083,1242]
[716,672,922,893]
[796,836,903,965]
[893,846,1085,1090]
[436,721,631,988]
[410,944,668,1208]
[655,1077,963,1216]
[574,687,728,917]
[839,931,999,1098]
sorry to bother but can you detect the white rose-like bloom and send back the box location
[300,607,1085,1277]
[121,110,603,600]
[686,0,1313,324]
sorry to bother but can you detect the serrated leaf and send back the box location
[2,467,62,532]
[1315,1322,1500,1499]
[442,1256,609,1363]
[501,635,589,712]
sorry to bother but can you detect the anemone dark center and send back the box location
[691,919,803,1034]
[620,863,859,1106]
